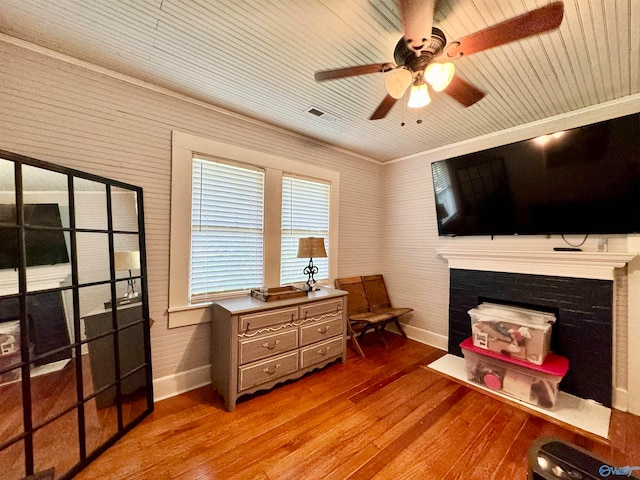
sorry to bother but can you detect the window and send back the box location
[169,132,339,327]
[281,175,330,285]
[191,158,265,300]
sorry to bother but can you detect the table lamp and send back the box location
[297,237,327,292]
[114,250,141,299]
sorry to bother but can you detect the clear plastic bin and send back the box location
[469,303,555,365]
[461,338,568,409]
[0,321,21,385]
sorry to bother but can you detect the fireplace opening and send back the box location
[477,296,559,318]
[448,269,613,407]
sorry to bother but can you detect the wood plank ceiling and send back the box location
[0,0,638,162]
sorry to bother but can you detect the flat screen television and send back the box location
[431,112,640,236]
[0,203,70,269]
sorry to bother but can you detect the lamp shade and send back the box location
[114,251,140,271]
[424,62,455,92]
[407,81,431,108]
[297,237,327,259]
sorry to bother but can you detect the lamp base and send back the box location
[304,281,318,292]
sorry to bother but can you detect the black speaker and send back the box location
[528,438,639,479]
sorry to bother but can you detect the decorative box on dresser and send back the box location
[211,287,347,411]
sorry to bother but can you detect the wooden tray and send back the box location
[250,286,308,302]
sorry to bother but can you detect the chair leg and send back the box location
[347,322,367,358]
[375,326,388,348]
[394,318,408,339]
[349,333,366,358]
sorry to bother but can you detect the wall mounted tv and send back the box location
[431,112,640,236]
[0,203,69,269]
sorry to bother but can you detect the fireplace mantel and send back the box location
[436,248,636,280]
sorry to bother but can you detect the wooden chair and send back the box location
[334,276,394,358]
[362,274,412,339]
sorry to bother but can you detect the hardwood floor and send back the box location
[76,334,640,479]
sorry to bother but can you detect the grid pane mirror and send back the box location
[0,149,153,480]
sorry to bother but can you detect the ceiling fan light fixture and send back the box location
[385,69,413,99]
[407,81,431,108]
[425,62,455,92]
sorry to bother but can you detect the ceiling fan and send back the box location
[314,1,565,120]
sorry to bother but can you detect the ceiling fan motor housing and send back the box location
[395,27,447,72]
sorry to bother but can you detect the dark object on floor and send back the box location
[528,437,640,479]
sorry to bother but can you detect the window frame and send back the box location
[169,132,339,328]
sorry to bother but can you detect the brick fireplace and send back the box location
[437,248,636,410]
[447,269,612,406]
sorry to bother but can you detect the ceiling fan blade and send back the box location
[314,63,395,81]
[447,2,564,58]
[444,75,485,107]
[369,94,398,120]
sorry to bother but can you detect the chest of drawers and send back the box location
[211,288,347,411]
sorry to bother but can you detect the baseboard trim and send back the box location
[612,387,628,412]
[400,323,448,351]
[153,364,211,403]
[152,324,448,403]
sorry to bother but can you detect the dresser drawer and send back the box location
[299,315,343,346]
[300,298,343,319]
[300,337,343,369]
[238,351,299,391]
[238,328,298,365]
[239,306,298,332]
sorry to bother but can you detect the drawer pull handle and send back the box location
[317,347,330,356]
[262,340,280,350]
[317,325,331,334]
[263,364,281,375]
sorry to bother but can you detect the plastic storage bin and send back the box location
[469,302,555,365]
[0,321,21,385]
[460,338,568,409]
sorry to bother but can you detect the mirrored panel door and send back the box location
[0,149,152,480]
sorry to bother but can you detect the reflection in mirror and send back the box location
[82,288,146,410]
[0,440,25,480]
[0,150,151,479]
[114,234,141,306]
[33,409,80,476]
[0,369,23,445]
[26,291,72,367]
[117,315,146,407]
[20,166,72,295]
[76,232,110,285]
[21,165,70,228]
[122,384,149,429]
[84,396,118,457]
[0,158,18,296]
[84,333,116,406]
[73,178,108,230]
[111,186,139,232]
[30,347,76,427]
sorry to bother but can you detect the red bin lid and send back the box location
[460,337,569,377]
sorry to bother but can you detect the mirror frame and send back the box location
[0,149,153,480]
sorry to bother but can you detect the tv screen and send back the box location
[431,112,640,236]
[0,203,70,269]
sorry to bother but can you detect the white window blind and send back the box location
[191,157,264,300]
[281,175,330,285]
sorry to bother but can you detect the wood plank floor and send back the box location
[76,334,640,479]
